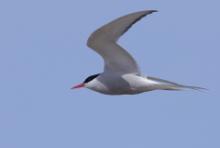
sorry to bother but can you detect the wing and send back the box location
[87,10,157,74]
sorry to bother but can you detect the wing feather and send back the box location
[87,10,157,74]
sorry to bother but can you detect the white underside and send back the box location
[85,73,183,95]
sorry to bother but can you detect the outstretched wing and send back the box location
[87,10,157,74]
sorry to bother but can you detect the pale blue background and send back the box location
[0,0,219,148]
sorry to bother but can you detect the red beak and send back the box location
[71,83,85,89]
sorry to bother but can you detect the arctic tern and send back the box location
[72,10,204,95]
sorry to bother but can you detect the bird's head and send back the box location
[71,74,100,89]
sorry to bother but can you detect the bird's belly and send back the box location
[90,78,138,95]
[94,80,154,95]
[89,74,157,95]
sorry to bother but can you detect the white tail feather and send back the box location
[147,76,207,91]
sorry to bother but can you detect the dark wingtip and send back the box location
[149,10,158,13]
[152,10,158,12]
[140,10,158,15]
[143,10,158,16]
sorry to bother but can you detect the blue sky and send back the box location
[0,0,220,148]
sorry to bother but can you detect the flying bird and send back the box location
[72,10,204,95]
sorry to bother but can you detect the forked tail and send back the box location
[147,76,207,91]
